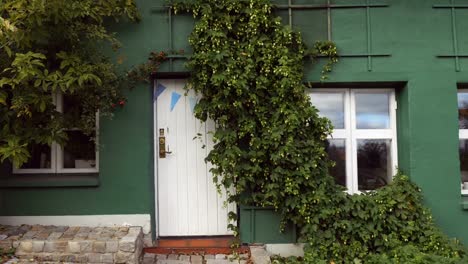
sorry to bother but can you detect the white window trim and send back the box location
[13,93,99,174]
[309,88,398,194]
[458,89,468,195]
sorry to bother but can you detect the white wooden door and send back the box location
[155,79,235,236]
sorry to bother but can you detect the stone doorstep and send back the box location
[142,252,251,264]
[0,225,145,264]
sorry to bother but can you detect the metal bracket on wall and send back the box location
[152,0,390,72]
[151,5,190,72]
[275,0,390,72]
[433,0,468,72]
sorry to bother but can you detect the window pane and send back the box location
[21,144,51,169]
[460,140,468,191]
[357,139,391,191]
[458,92,468,129]
[63,131,96,169]
[325,139,346,186]
[309,93,345,129]
[355,93,390,129]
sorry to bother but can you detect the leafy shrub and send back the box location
[165,0,467,263]
[0,0,139,167]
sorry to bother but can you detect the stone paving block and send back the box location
[101,253,114,263]
[78,227,92,233]
[22,231,37,239]
[157,260,190,264]
[68,241,81,253]
[59,254,76,262]
[179,255,190,261]
[92,240,106,253]
[168,254,179,260]
[118,227,129,232]
[191,255,203,264]
[31,240,44,252]
[44,240,67,252]
[34,232,50,240]
[128,227,142,235]
[80,240,93,253]
[0,240,12,250]
[73,233,89,240]
[239,254,249,260]
[64,227,80,234]
[115,251,136,263]
[205,254,215,259]
[119,236,137,252]
[12,240,21,248]
[7,235,21,242]
[31,226,44,231]
[18,240,33,253]
[216,254,226,259]
[143,253,156,264]
[75,254,88,263]
[47,232,63,240]
[87,232,100,240]
[144,233,153,247]
[156,254,167,260]
[87,253,101,263]
[250,245,271,264]
[106,240,119,253]
[53,226,68,233]
[2,224,144,264]
[206,260,238,264]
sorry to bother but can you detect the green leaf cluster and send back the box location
[0,0,139,167]
[171,0,467,263]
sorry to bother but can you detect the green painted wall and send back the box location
[2,0,468,246]
[0,0,166,217]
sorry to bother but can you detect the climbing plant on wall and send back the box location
[142,0,466,262]
[0,0,139,167]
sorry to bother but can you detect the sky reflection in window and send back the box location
[356,93,390,129]
[310,93,345,129]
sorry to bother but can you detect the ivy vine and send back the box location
[138,0,467,262]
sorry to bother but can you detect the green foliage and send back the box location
[365,245,468,264]
[302,174,466,263]
[0,0,139,167]
[167,0,465,262]
[0,246,15,262]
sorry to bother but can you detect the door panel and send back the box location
[155,79,235,236]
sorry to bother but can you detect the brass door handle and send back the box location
[159,137,166,158]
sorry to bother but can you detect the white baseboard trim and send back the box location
[0,214,151,234]
[265,243,304,257]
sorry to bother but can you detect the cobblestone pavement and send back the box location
[0,225,144,263]
[142,252,251,264]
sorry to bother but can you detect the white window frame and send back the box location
[309,88,398,194]
[458,89,468,195]
[13,93,99,174]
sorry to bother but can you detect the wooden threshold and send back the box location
[156,236,234,248]
[144,246,250,255]
[144,236,249,255]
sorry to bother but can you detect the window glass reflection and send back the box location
[458,93,468,129]
[325,139,346,186]
[460,140,468,191]
[310,93,345,129]
[355,93,390,129]
[21,144,51,169]
[357,139,391,190]
[63,131,96,169]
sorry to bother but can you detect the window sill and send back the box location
[0,174,99,188]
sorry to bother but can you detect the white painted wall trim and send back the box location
[0,214,151,234]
